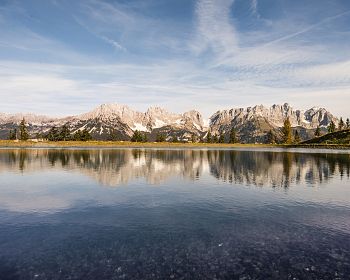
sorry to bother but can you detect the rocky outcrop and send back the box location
[0,102,340,142]
[209,103,338,143]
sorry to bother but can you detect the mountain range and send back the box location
[0,103,339,143]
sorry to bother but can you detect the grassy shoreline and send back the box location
[0,140,349,149]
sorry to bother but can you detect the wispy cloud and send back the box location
[259,9,350,49]
[250,0,259,17]
[99,35,126,51]
[192,0,238,57]
[73,15,127,52]
[0,0,350,118]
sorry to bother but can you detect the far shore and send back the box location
[0,140,349,150]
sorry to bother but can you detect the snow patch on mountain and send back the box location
[0,102,340,142]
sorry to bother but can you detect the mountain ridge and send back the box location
[0,102,340,143]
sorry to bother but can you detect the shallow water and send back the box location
[0,148,350,279]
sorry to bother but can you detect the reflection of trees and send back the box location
[207,151,350,188]
[0,149,208,187]
[0,149,349,188]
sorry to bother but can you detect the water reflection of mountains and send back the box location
[1,149,349,188]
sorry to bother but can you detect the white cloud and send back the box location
[99,35,126,51]
[193,0,238,57]
[250,0,259,17]
[0,59,349,119]
[292,60,350,86]
[0,0,350,119]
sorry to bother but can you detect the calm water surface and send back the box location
[0,148,350,279]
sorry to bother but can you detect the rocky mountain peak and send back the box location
[0,102,342,143]
[79,103,135,121]
[0,112,56,124]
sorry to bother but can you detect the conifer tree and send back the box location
[218,132,225,143]
[315,126,321,137]
[47,127,60,141]
[346,118,350,129]
[338,117,345,131]
[131,130,142,142]
[191,134,197,143]
[266,130,275,144]
[282,117,292,144]
[212,134,218,143]
[142,133,148,142]
[172,136,179,143]
[80,129,92,141]
[73,130,82,141]
[108,129,119,141]
[328,120,336,133]
[294,130,301,143]
[229,127,237,144]
[156,132,166,142]
[206,131,212,143]
[19,118,29,141]
[8,129,17,140]
[35,132,43,139]
[60,124,70,141]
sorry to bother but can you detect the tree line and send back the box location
[8,118,30,141]
[45,125,92,141]
[8,117,350,143]
[281,116,350,144]
[8,119,92,141]
[326,117,350,134]
[129,128,239,144]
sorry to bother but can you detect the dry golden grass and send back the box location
[0,140,263,148]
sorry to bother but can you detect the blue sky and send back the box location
[0,0,350,117]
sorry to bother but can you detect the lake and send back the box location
[0,148,349,279]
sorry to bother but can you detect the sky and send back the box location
[0,0,350,118]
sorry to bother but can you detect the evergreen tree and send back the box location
[142,133,148,142]
[72,129,91,141]
[131,130,142,142]
[314,126,321,137]
[80,129,92,141]
[328,120,336,133]
[73,130,82,141]
[191,134,197,143]
[47,127,60,141]
[338,117,345,131]
[266,130,275,144]
[282,117,292,144]
[346,118,350,129]
[59,124,70,141]
[108,129,119,141]
[8,129,18,140]
[131,130,137,142]
[172,136,179,143]
[156,132,166,142]
[218,132,225,143]
[19,118,29,140]
[206,131,212,143]
[212,134,218,143]
[294,130,301,143]
[35,132,43,139]
[229,127,237,144]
